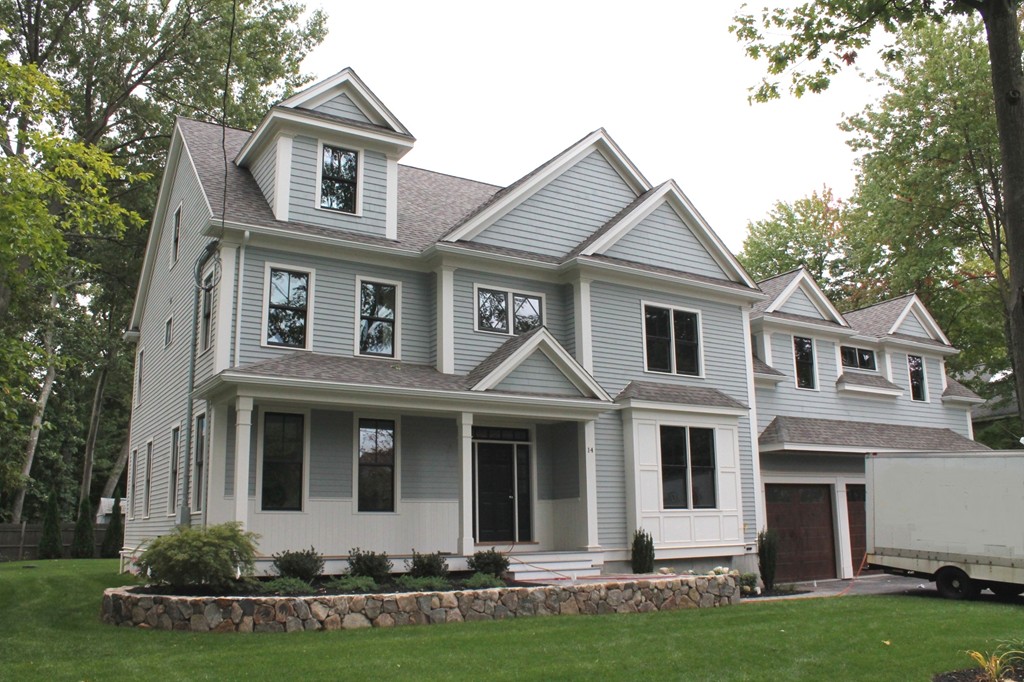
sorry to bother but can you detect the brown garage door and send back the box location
[846,484,878,574]
[766,484,837,582]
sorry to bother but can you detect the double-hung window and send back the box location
[193,414,206,512]
[477,287,542,335]
[908,354,927,401]
[143,442,153,518]
[841,345,876,370]
[643,304,700,376]
[266,267,311,348]
[200,274,213,352]
[262,412,305,511]
[793,336,816,389]
[660,426,717,510]
[358,419,396,512]
[320,144,358,213]
[168,426,180,513]
[358,279,398,357]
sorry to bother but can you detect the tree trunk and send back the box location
[102,438,130,499]
[980,2,1024,427]
[79,360,110,507]
[10,322,58,524]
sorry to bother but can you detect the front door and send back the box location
[474,438,532,543]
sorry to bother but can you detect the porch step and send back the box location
[506,554,602,582]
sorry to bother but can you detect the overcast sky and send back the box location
[302,2,885,253]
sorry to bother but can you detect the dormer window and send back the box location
[320,144,358,213]
[841,346,876,371]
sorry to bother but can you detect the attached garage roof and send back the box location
[759,416,988,453]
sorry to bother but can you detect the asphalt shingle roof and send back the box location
[752,357,784,376]
[759,416,988,452]
[751,268,803,314]
[843,295,917,337]
[836,372,902,392]
[942,376,983,401]
[615,381,747,410]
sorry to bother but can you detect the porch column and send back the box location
[233,396,253,529]
[833,481,853,579]
[457,412,475,555]
[578,419,600,550]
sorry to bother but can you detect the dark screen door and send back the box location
[476,443,516,542]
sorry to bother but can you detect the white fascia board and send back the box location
[570,258,765,305]
[428,244,562,279]
[889,296,951,346]
[213,220,423,265]
[836,382,904,397]
[615,398,748,418]
[469,328,611,401]
[941,394,986,406]
[583,180,757,290]
[765,269,848,325]
[443,129,651,243]
[758,443,926,454]
[880,336,959,356]
[754,372,787,385]
[757,315,855,339]
[278,68,412,136]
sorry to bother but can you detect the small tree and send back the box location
[70,497,95,558]
[758,529,780,591]
[100,490,124,559]
[38,490,63,560]
[631,528,655,574]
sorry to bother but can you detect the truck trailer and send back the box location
[866,451,1024,600]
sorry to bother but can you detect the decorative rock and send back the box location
[294,600,311,620]
[189,615,209,632]
[322,614,342,631]
[285,617,304,633]
[342,613,371,630]
[310,601,330,621]
[374,613,395,628]
[439,593,457,609]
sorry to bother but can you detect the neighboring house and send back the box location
[124,68,767,577]
[750,267,986,583]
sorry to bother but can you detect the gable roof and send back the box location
[759,416,987,453]
[844,294,951,346]
[279,67,412,136]
[753,267,846,326]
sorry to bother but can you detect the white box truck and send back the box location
[866,451,1024,600]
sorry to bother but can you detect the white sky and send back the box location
[302,1,884,252]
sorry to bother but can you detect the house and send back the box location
[123,68,768,577]
[750,267,986,583]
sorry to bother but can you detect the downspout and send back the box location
[177,240,220,527]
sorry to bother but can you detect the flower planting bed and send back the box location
[102,575,739,632]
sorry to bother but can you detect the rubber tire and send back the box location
[990,583,1024,599]
[936,568,980,600]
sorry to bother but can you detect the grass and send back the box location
[1,560,1022,681]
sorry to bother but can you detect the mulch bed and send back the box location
[933,664,1024,681]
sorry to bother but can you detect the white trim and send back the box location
[192,411,208,513]
[443,129,651,243]
[471,430,535,543]
[352,413,401,515]
[836,381,904,397]
[907,353,929,403]
[277,67,411,135]
[742,306,765,535]
[640,299,705,378]
[273,135,292,222]
[143,440,154,519]
[573,279,593,373]
[473,283,546,337]
[167,420,182,517]
[232,231,250,367]
[437,266,455,373]
[354,275,402,359]
[792,334,819,391]
[169,203,182,268]
[765,269,848,326]
[385,156,398,240]
[135,348,144,406]
[232,396,254,528]
[128,448,139,521]
[214,245,236,373]
[615,398,748,418]
[889,296,951,345]
[255,406,311,513]
[314,140,363,217]
[838,343,879,372]
[164,316,173,348]
[261,261,315,351]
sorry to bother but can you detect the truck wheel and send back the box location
[990,583,1024,599]
[936,568,979,600]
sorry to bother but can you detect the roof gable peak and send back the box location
[765,267,847,326]
[890,295,950,344]
[279,67,410,135]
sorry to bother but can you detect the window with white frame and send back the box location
[358,279,398,357]
[168,426,180,513]
[193,413,206,512]
[660,425,717,509]
[135,350,144,404]
[793,336,816,389]
[908,354,927,401]
[841,345,876,370]
[200,274,213,352]
[643,304,700,376]
[265,267,311,348]
[319,144,358,213]
[171,205,181,265]
[129,448,138,519]
[358,418,396,512]
[143,441,153,518]
[476,286,542,335]
[164,317,173,347]
[262,412,304,511]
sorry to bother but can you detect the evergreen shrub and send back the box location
[100,491,124,559]
[70,497,95,558]
[758,528,780,591]
[38,490,63,560]
[467,548,509,577]
[347,547,392,583]
[631,528,655,573]
[272,546,324,582]
[406,549,449,578]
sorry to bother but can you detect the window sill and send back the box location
[642,368,705,380]
[314,205,362,218]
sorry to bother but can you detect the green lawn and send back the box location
[1,560,1021,681]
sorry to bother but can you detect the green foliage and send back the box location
[394,575,451,592]
[630,528,655,574]
[406,550,449,579]
[740,573,759,590]
[324,575,379,594]
[259,577,313,596]
[463,572,506,589]
[70,497,94,558]
[136,523,259,591]
[99,491,123,559]
[37,489,62,559]
[467,548,510,577]
[271,546,324,582]
[347,547,392,584]
[964,641,1024,682]
[758,529,780,591]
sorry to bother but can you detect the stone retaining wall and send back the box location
[102,576,738,632]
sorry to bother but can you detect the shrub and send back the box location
[467,548,509,577]
[38,490,63,560]
[395,574,450,592]
[406,549,449,578]
[272,546,324,582]
[260,577,314,596]
[100,490,124,559]
[758,528,780,591]
[463,572,505,589]
[631,528,655,573]
[137,522,259,591]
[740,572,759,591]
[347,547,392,583]
[70,497,95,558]
[325,575,378,593]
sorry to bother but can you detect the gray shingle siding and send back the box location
[306,93,371,123]
[536,422,580,500]
[895,312,930,338]
[494,352,583,396]
[602,203,728,279]
[251,144,277,212]
[310,409,353,498]
[472,151,638,257]
[401,416,458,500]
[777,288,823,318]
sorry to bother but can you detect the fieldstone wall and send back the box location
[102,576,738,632]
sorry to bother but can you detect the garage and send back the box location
[765,484,837,582]
[846,484,870,571]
